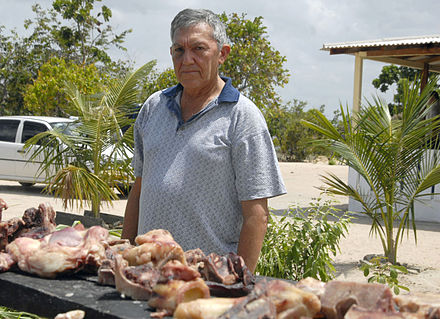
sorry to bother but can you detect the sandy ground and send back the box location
[1,162,440,294]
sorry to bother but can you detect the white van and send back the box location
[0,116,75,186]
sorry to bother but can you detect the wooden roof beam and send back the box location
[329,46,440,57]
[365,56,440,73]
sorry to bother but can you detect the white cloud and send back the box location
[1,0,440,116]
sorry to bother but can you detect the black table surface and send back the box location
[0,268,285,318]
[0,270,156,319]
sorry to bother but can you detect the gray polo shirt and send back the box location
[132,77,286,254]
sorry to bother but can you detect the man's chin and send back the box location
[179,78,202,89]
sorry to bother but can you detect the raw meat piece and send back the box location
[262,279,321,318]
[0,203,56,250]
[203,253,238,285]
[113,254,160,300]
[123,229,186,267]
[54,310,85,319]
[0,251,15,272]
[202,252,255,287]
[18,203,56,238]
[185,248,205,272]
[345,305,406,319]
[174,297,246,319]
[148,277,210,317]
[296,277,326,299]
[98,239,133,286]
[6,225,108,278]
[175,279,320,319]
[395,293,440,318]
[159,259,201,282]
[320,281,395,319]
[0,218,24,251]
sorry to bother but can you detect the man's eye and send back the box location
[174,48,184,53]
[196,46,204,50]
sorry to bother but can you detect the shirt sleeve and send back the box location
[231,101,286,201]
[131,95,154,177]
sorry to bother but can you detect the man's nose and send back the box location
[182,50,195,64]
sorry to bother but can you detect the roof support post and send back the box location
[353,53,364,113]
[421,62,429,93]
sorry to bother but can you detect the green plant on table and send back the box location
[360,256,409,295]
[0,306,44,319]
[256,199,352,282]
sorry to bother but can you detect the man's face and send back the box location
[170,23,229,90]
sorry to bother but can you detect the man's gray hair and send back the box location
[171,9,229,49]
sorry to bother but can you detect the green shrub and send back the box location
[360,256,409,294]
[256,200,351,282]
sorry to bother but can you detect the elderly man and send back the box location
[122,8,286,272]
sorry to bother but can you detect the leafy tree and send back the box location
[372,65,421,114]
[140,67,178,103]
[0,28,36,115]
[25,1,131,68]
[219,13,289,113]
[25,61,156,216]
[267,100,333,161]
[23,56,108,116]
[302,77,440,264]
[0,0,131,115]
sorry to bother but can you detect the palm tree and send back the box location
[302,77,440,264]
[25,60,156,217]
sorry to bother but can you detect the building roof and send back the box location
[322,35,440,50]
[322,35,440,73]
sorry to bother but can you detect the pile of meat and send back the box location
[1,201,440,319]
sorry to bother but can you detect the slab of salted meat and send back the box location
[344,305,409,319]
[320,281,395,319]
[122,229,186,267]
[114,253,161,300]
[395,293,440,318]
[185,248,205,273]
[174,297,246,319]
[97,239,133,286]
[175,279,321,319]
[113,229,201,301]
[0,251,15,272]
[6,225,108,278]
[148,260,210,317]
[114,256,210,317]
[295,277,326,299]
[0,203,56,251]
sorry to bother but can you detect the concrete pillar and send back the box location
[353,53,364,113]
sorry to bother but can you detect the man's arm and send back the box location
[237,198,269,273]
[122,177,142,244]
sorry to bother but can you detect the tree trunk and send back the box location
[91,196,101,218]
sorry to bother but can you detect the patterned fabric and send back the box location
[132,77,286,254]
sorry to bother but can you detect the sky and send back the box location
[1,0,440,117]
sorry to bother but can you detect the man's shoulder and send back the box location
[230,94,265,122]
[136,90,169,123]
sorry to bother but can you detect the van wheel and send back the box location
[19,182,35,187]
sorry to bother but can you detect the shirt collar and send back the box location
[163,76,240,103]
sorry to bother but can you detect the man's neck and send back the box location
[180,77,225,121]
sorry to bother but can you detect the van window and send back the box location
[22,121,49,144]
[0,119,20,142]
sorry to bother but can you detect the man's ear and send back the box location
[218,44,231,65]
